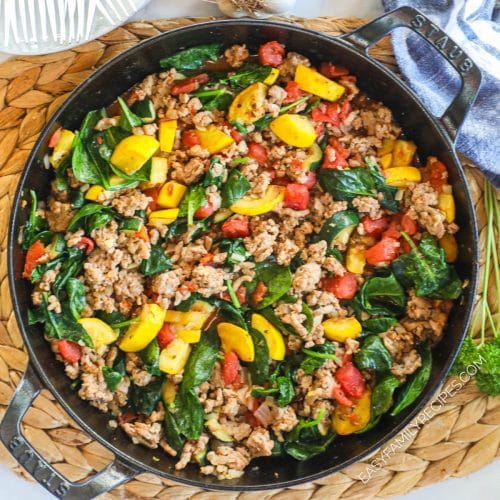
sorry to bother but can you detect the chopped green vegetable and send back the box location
[221,169,250,208]
[159,43,223,71]
[354,335,392,372]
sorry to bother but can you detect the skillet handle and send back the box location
[0,364,137,499]
[341,5,482,141]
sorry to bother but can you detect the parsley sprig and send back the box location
[452,180,499,395]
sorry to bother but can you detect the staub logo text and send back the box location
[411,14,474,73]
[9,435,70,497]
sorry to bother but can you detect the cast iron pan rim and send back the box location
[7,19,479,490]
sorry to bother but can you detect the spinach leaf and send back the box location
[221,169,250,208]
[173,388,205,440]
[371,374,400,419]
[164,408,185,453]
[247,327,270,385]
[302,303,314,332]
[159,43,223,71]
[193,87,233,111]
[357,273,406,316]
[391,343,432,416]
[67,203,116,232]
[71,110,103,184]
[202,158,226,189]
[258,306,297,337]
[22,190,49,249]
[139,245,172,276]
[52,246,85,296]
[219,238,250,266]
[318,168,377,201]
[252,262,293,309]
[31,255,65,283]
[365,157,400,212]
[354,335,392,372]
[131,98,156,124]
[178,185,207,226]
[102,366,123,391]
[392,233,463,299]
[117,96,143,132]
[316,210,359,246]
[251,362,295,407]
[300,342,336,375]
[224,64,272,90]
[130,377,164,416]
[361,316,397,335]
[141,339,162,376]
[180,326,219,390]
[66,278,86,320]
[283,410,335,460]
[41,296,93,347]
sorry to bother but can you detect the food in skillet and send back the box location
[22,41,463,479]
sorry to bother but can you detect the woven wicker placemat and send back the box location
[0,16,498,499]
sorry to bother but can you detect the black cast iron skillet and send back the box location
[1,7,481,499]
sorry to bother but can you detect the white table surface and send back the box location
[0,0,498,498]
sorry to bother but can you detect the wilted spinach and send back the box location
[318,168,377,201]
[252,361,295,407]
[102,365,124,392]
[141,339,162,377]
[130,377,164,416]
[180,326,220,390]
[66,278,86,320]
[173,388,205,440]
[221,169,250,208]
[365,157,400,212]
[178,185,207,226]
[356,273,406,317]
[249,261,293,310]
[300,342,336,375]
[223,64,272,90]
[391,343,432,416]
[159,43,223,71]
[361,316,397,335]
[192,87,233,111]
[117,96,143,132]
[164,408,185,453]
[51,246,85,296]
[67,203,116,232]
[392,233,463,299]
[22,190,50,249]
[247,327,270,385]
[202,158,226,189]
[139,245,172,276]
[354,335,392,372]
[219,238,250,266]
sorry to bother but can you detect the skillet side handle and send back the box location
[341,5,482,141]
[0,364,137,499]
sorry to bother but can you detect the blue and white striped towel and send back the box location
[383,0,500,185]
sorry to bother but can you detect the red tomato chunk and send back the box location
[258,41,284,67]
[322,272,358,299]
[223,351,240,385]
[58,340,82,363]
[284,183,310,210]
[335,361,366,399]
[222,217,250,238]
[365,237,400,264]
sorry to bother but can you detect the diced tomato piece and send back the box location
[300,171,317,189]
[182,129,201,148]
[75,236,95,255]
[383,217,402,240]
[135,225,149,242]
[311,103,340,126]
[194,201,214,219]
[401,213,418,235]
[48,127,62,148]
[223,285,247,305]
[118,412,138,424]
[284,183,310,210]
[335,362,366,399]
[252,281,268,306]
[58,340,82,363]
[200,253,214,266]
[223,351,240,385]
[365,237,400,264]
[171,73,209,96]
[339,100,351,121]
[143,187,159,211]
[230,126,243,142]
[314,122,325,136]
[258,41,284,67]
[23,240,46,279]
[332,385,353,407]
[248,143,269,164]
[221,217,249,238]
[322,145,346,169]
[283,81,305,104]
[157,323,176,349]
[321,272,358,300]
[362,215,389,237]
[320,62,350,78]
[427,157,448,193]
